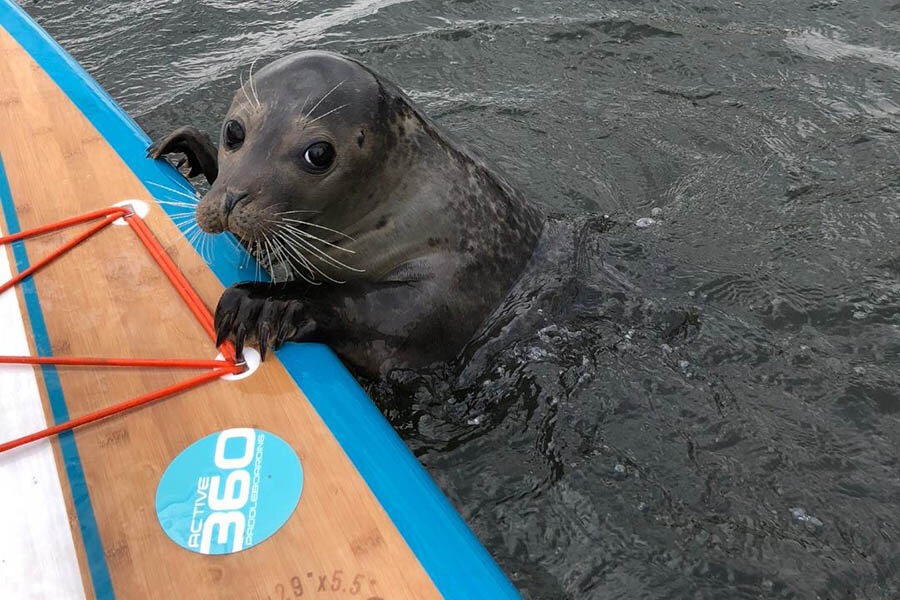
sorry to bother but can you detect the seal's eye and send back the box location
[302,141,336,172]
[223,120,245,150]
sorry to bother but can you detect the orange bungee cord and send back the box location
[0,203,244,453]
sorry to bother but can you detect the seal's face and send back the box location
[197,51,395,280]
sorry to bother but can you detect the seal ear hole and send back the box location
[302,141,336,172]
[223,119,245,150]
[357,130,365,148]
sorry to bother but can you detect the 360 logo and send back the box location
[156,428,303,555]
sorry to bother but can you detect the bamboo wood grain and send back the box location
[0,27,442,600]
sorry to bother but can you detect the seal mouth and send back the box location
[224,190,248,218]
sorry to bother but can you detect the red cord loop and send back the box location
[0,205,241,453]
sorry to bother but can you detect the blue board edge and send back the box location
[0,2,521,598]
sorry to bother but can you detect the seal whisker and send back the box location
[276,221,357,255]
[304,103,348,127]
[257,238,269,274]
[199,232,210,263]
[272,228,342,277]
[160,170,200,195]
[204,232,217,263]
[161,216,201,254]
[180,222,200,237]
[241,236,253,273]
[298,92,312,121]
[187,224,202,242]
[159,196,200,207]
[266,235,313,284]
[264,225,316,278]
[304,80,344,123]
[267,239,282,283]
[262,239,278,282]
[239,69,255,110]
[155,199,200,209]
[278,224,356,255]
[272,230,343,284]
[279,217,356,242]
[147,181,201,200]
[275,224,363,273]
[278,238,317,280]
[176,223,200,243]
[236,233,251,270]
[267,235,296,282]
[220,232,243,256]
[266,237,293,284]
[152,193,200,206]
[270,232,323,284]
[187,229,204,253]
[248,58,261,110]
[195,231,205,262]
[237,233,256,269]
[247,238,259,279]
[274,209,320,215]
[254,239,262,281]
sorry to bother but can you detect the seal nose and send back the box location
[223,190,248,217]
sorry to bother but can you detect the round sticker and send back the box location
[155,428,302,555]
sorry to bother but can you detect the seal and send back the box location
[149,51,544,377]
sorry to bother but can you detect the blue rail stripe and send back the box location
[0,154,114,599]
[0,2,521,598]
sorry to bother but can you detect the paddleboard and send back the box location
[0,2,521,599]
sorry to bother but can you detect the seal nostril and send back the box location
[224,190,249,217]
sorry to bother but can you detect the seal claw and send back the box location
[214,308,236,348]
[274,317,293,349]
[146,125,219,184]
[258,323,271,361]
[234,323,248,360]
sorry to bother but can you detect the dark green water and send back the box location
[18,0,900,598]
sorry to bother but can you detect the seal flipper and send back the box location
[214,266,474,376]
[147,126,219,185]
[214,282,312,361]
